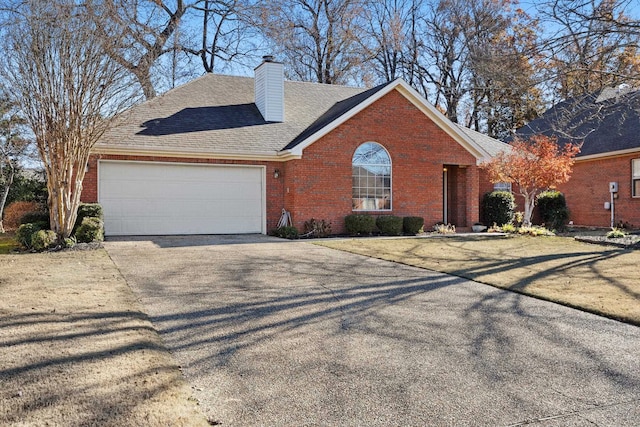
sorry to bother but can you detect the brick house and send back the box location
[515,86,640,228]
[82,58,508,236]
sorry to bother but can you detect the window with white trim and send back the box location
[494,182,512,192]
[352,142,391,210]
[633,159,640,197]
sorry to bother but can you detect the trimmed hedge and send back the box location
[75,216,104,243]
[16,223,45,248]
[403,216,424,235]
[74,203,104,233]
[482,191,515,226]
[376,215,403,236]
[537,190,569,231]
[31,230,57,251]
[345,214,376,235]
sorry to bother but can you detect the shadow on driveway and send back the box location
[105,236,640,426]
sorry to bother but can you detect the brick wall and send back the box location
[284,89,479,234]
[558,153,640,228]
[83,89,486,235]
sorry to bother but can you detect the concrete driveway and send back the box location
[105,235,640,426]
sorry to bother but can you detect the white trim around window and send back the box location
[352,142,392,211]
[632,158,640,198]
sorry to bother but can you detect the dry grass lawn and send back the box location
[317,235,640,326]
[0,249,209,426]
[0,233,19,254]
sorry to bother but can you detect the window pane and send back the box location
[633,159,640,178]
[634,179,640,197]
[494,182,512,191]
[352,142,391,211]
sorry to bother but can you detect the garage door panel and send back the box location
[99,162,265,235]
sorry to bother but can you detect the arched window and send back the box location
[352,142,391,211]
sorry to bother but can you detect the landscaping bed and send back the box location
[574,234,640,249]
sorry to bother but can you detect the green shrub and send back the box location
[607,228,627,238]
[75,216,104,243]
[31,229,57,251]
[517,225,555,236]
[74,203,104,233]
[63,236,77,248]
[16,223,44,248]
[375,215,403,236]
[303,218,332,237]
[513,211,524,227]
[271,226,299,239]
[19,210,50,225]
[536,190,569,231]
[344,214,376,235]
[403,216,424,235]
[500,223,517,233]
[482,191,515,226]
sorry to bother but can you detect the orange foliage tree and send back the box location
[481,135,580,227]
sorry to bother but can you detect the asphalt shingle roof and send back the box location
[97,73,508,159]
[453,124,511,157]
[514,87,640,157]
[98,74,366,155]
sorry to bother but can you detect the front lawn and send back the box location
[0,250,208,426]
[317,235,640,325]
[0,233,19,254]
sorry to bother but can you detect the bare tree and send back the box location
[253,0,367,84]
[87,0,190,99]
[180,0,259,73]
[537,0,640,100]
[466,2,544,138]
[1,0,132,240]
[360,0,421,83]
[0,93,31,233]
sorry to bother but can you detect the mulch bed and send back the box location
[575,234,640,249]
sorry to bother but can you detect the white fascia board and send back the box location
[282,78,490,163]
[575,147,640,162]
[92,145,298,162]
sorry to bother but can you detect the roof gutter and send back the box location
[92,145,301,162]
[576,147,640,162]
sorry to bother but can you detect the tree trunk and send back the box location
[0,165,15,234]
[522,191,535,227]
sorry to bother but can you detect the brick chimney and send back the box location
[255,55,284,122]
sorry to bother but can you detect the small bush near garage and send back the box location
[31,229,57,251]
[303,218,332,238]
[16,222,45,249]
[271,226,299,239]
[75,217,104,243]
[345,214,376,235]
[403,216,424,235]
[74,203,104,233]
[482,191,515,226]
[376,215,403,236]
[537,190,569,231]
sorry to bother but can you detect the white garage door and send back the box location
[99,161,265,235]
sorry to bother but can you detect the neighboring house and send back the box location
[81,57,508,236]
[515,85,640,228]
